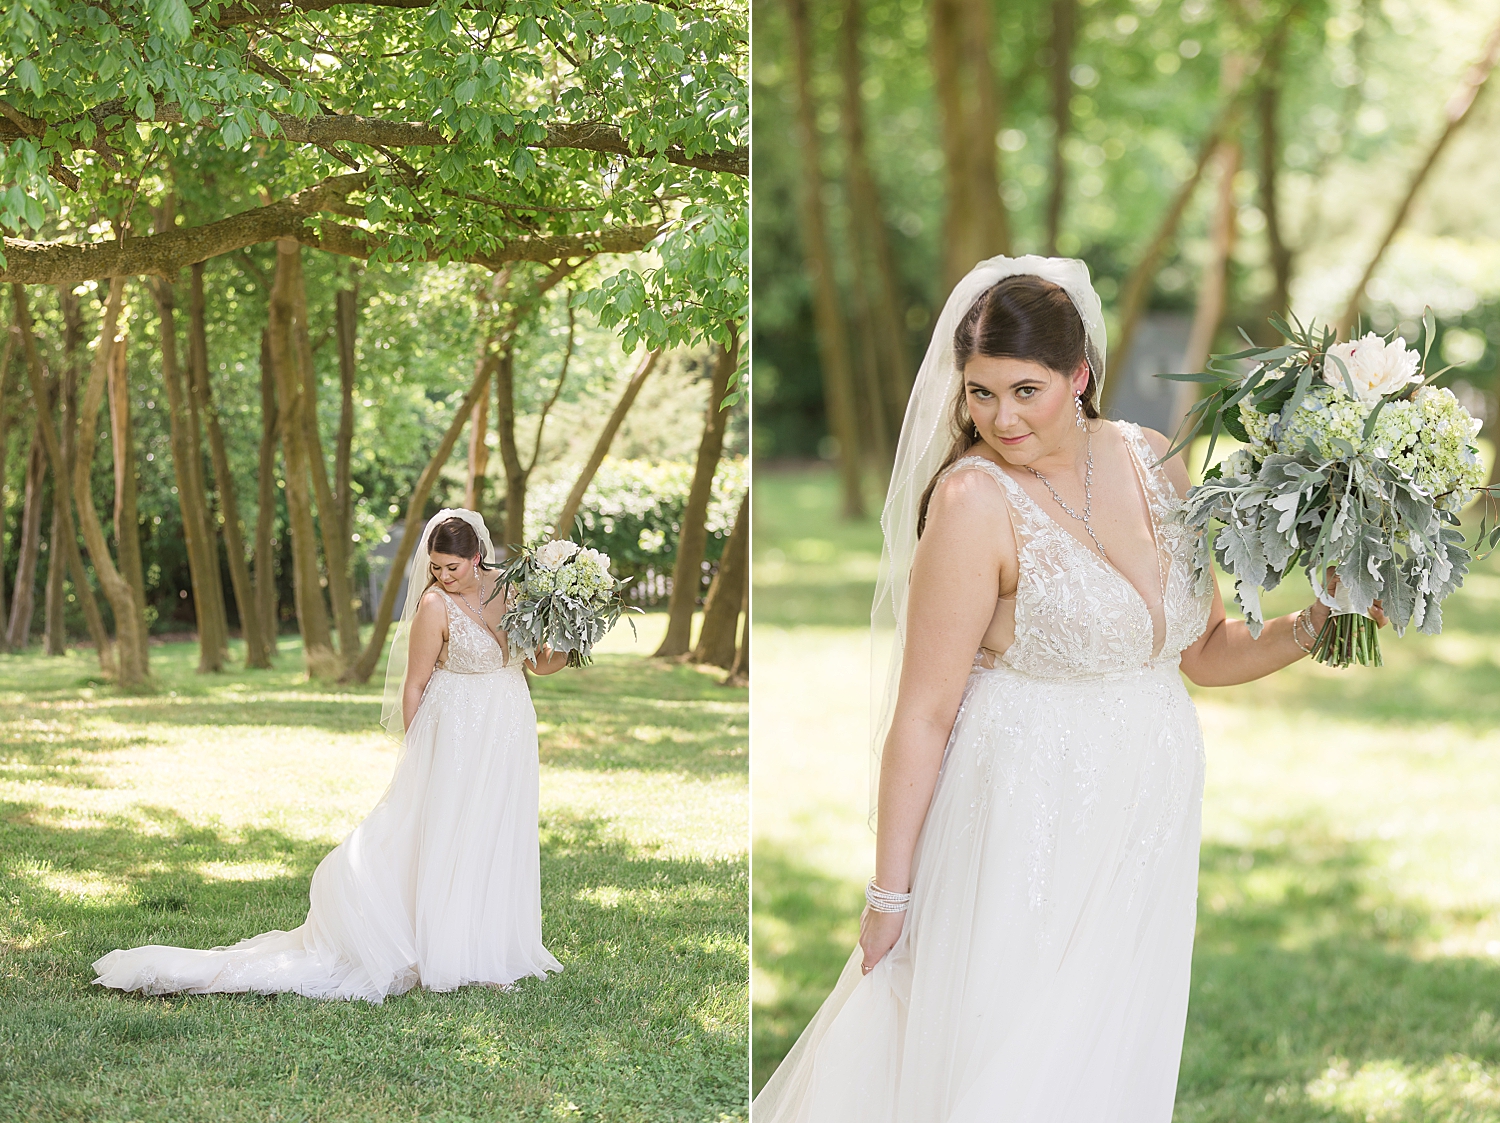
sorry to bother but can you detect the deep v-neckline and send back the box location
[992,428,1170,658]
[441,588,508,658]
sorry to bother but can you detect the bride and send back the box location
[753,257,1385,1121]
[93,508,567,1002]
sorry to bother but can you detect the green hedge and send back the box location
[527,458,748,605]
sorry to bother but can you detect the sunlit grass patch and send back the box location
[0,615,746,1122]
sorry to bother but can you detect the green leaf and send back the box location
[15,60,42,97]
[151,0,192,41]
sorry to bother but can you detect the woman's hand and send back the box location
[858,908,905,975]
[1314,568,1389,631]
[526,645,570,676]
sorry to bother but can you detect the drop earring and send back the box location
[1074,393,1086,430]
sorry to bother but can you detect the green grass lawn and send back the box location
[752,464,1500,1121]
[0,614,747,1123]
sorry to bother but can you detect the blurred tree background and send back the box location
[0,0,749,686]
[753,0,1500,510]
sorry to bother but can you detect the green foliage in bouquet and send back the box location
[488,539,642,668]
[1162,312,1488,668]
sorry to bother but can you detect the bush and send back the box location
[527,458,747,605]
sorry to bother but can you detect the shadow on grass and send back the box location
[534,658,747,779]
[1233,652,1500,733]
[0,803,746,1122]
[751,820,1500,1118]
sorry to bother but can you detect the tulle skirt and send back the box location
[754,662,1205,1122]
[93,665,561,1003]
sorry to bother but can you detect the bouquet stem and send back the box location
[1309,612,1383,668]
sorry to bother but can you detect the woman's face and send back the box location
[962,355,1090,466]
[429,551,480,591]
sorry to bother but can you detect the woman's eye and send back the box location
[1016,386,1035,398]
[971,387,993,400]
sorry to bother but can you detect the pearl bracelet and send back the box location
[865,878,912,914]
[1293,607,1318,655]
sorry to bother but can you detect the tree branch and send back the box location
[3,101,748,176]
[213,0,719,30]
[0,172,659,284]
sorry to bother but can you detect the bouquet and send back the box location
[1165,312,1488,667]
[488,539,640,667]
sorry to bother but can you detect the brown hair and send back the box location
[917,274,1099,536]
[424,516,491,590]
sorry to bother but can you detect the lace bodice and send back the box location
[437,591,513,674]
[939,422,1212,680]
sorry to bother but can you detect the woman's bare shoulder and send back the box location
[416,587,449,621]
[922,458,1017,553]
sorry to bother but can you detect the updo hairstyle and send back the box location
[918,274,1098,536]
[424,517,492,589]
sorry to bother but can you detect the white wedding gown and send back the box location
[755,423,1214,1122]
[94,592,562,1003]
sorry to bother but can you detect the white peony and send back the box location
[535,539,581,570]
[1321,333,1421,404]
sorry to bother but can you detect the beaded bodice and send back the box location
[939,422,1212,680]
[437,591,513,673]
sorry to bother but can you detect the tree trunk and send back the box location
[655,329,738,658]
[788,0,865,517]
[724,579,748,687]
[552,348,661,539]
[43,490,65,652]
[960,0,1005,257]
[492,344,527,548]
[186,263,230,662]
[7,426,46,649]
[28,288,109,666]
[1100,99,1240,413]
[931,0,1008,288]
[255,329,280,658]
[494,301,575,549]
[284,253,359,662]
[1173,137,1242,433]
[105,323,145,644]
[192,263,269,668]
[0,310,12,650]
[1045,0,1075,254]
[149,274,222,671]
[269,239,338,679]
[691,489,748,668]
[838,0,912,443]
[44,287,82,655]
[465,366,491,513]
[334,282,358,548]
[22,279,149,686]
[1258,39,1292,323]
[1338,16,1500,335]
[341,359,497,684]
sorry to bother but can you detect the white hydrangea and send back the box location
[1237,380,1483,511]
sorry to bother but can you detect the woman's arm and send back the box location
[401,591,448,731]
[1141,428,1385,687]
[527,648,569,675]
[862,468,1013,971]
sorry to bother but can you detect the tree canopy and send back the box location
[3,0,747,353]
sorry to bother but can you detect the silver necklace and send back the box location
[454,575,498,635]
[1026,429,1109,562]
